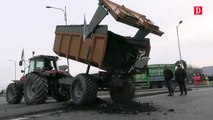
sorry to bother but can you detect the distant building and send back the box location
[202,66,213,76]
[202,66,213,81]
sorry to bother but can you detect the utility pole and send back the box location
[9,60,17,80]
[46,6,70,72]
[176,20,183,66]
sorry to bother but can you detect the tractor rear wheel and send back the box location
[70,74,97,105]
[6,81,24,104]
[110,82,135,103]
[24,74,48,105]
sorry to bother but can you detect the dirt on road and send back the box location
[61,98,158,114]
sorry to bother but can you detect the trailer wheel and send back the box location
[24,74,48,105]
[6,81,24,104]
[70,74,97,105]
[110,82,135,103]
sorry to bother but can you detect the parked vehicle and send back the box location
[133,64,176,89]
[6,55,71,104]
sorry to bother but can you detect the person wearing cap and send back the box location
[175,64,187,96]
[163,65,174,96]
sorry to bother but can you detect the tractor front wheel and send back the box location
[6,81,24,104]
[24,74,48,105]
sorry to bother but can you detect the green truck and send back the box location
[133,64,176,89]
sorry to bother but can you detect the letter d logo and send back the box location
[194,6,203,15]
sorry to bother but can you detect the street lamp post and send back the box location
[176,20,183,65]
[46,6,70,72]
[9,60,16,80]
[46,6,67,25]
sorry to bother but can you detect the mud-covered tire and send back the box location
[24,74,48,105]
[6,81,24,104]
[70,74,97,105]
[110,82,135,103]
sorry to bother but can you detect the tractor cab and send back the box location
[28,55,59,73]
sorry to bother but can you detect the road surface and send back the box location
[3,87,213,120]
[0,88,170,119]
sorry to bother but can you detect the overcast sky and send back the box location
[0,0,212,90]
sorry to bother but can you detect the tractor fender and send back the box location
[12,80,24,87]
[28,71,53,77]
[32,70,70,77]
[20,75,27,84]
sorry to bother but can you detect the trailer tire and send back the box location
[6,81,24,104]
[24,74,48,105]
[70,74,97,105]
[110,82,135,103]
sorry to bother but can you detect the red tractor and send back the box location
[6,55,71,105]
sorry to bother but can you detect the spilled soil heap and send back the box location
[62,98,158,114]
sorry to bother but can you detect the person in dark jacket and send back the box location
[163,65,174,96]
[175,64,187,96]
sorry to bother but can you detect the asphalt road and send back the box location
[0,98,64,120]
[3,87,213,120]
[0,88,172,120]
[134,87,213,120]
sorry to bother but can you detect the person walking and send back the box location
[175,64,187,96]
[163,65,174,96]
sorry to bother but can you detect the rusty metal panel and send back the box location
[99,0,164,36]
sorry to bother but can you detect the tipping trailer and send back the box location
[6,0,163,105]
[53,0,163,104]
